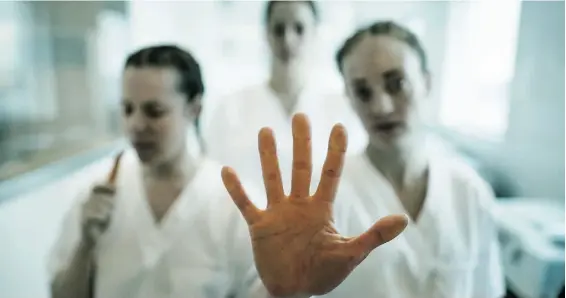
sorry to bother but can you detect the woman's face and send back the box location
[342,35,430,151]
[267,2,317,64]
[121,67,199,165]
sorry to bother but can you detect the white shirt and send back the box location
[47,150,269,298]
[203,82,367,193]
[326,148,506,298]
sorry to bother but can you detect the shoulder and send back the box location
[338,153,373,200]
[341,153,370,182]
[59,149,136,207]
[333,154,370,229]
[215,84,269,109]
[203,84,269,138]
[436,155,496,213]
[56,148,138,220]
[192,159,265,262]
[441,156,493,194]
[194,158,266,226]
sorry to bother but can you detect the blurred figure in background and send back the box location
[203,0,366,190]
[327,21,505,298]
[48,45,258,298]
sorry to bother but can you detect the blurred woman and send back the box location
[48,45,253,298]
[47,45,407,298]
[203,0,367,190]
[328,21,505,298]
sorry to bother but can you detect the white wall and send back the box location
[0,154,116,298]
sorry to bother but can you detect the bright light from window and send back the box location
[467,0,522,84]
[439,0,522,141]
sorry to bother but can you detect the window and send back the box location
[0,2,126,182]
[0,19,18,89]
[438,1,522,141]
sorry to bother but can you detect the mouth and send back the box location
[133,142,157,158]
[372,121,405,136]
[278,49,296,61]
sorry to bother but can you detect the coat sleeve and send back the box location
[221,180,271,298]
[202,98,233,166]
[470,182,506,298]
[47,154,126,283]
[47,188,89,281]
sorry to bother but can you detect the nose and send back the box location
[369,92,396,116]
[127,110,148,134]
[282,28,298,49]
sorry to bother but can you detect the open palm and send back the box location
[221,113,408,297]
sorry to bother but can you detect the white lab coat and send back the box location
[327,145,506,298]
[47,149,270,298]
[203,82,367,193]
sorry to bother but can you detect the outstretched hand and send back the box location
[222,113,408,297]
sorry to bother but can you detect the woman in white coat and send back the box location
[203,0,367,191]
[326,21,506,298]
[48,44,409,298]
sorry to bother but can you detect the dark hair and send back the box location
[124,44,205,138]
[336,21,429,74]
[264,0,320,24]
[124,45,206,153]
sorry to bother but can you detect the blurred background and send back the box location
[0,1,563,298]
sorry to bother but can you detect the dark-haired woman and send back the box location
[204,1,367,193]
[47,44,407,298]
[329,21,505,298]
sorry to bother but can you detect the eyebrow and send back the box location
[352,78,366,86]
[121,99,161,105]
[350,67,405,86]
[383,69,403,79]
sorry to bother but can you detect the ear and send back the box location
[265,24,272,40]
[311,23,320,37]
[185,95,202,120]
[343,84,357,110]
[423,72,432,97]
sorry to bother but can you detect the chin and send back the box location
[368,134,409,151]
[369,138,399,152]
[277,52,299,64]
[277,55,291,64]
[371,132,425,153]
[135,151,157,164]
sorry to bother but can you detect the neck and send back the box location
[269,58,309,97]
[365,142,428,189]
[143,145,199,183]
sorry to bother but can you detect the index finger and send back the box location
[106,151,124,185]
[315,124,347,202]
[221,167,262,225]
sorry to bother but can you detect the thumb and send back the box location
[347,214,409,254]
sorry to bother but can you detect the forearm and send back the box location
[50,240,95,298]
